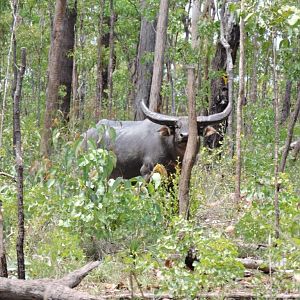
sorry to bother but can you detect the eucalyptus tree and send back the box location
[149,0,169,112]
[41,0,67,157]
[134,0,156,120]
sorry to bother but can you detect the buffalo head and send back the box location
[140,99,232,142]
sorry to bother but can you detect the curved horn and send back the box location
[197,100,232,127]
[140,99,179,126]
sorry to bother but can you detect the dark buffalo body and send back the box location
[82,99,232,179]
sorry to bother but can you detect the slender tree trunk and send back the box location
[149,0,169,112]
[36,17,44,127]
[178,67,198,218]
[72,34,79,120]
[219,4,234,158]
[41,0,67,157]
[108,0,115,118]
[78,13,86,120]
[0,6,17,148]
[95,0,105,121]
[14,48,26,279]
[134,0,156,120]
[0,201,8,278]
[250,32,258,103]
[279,82,300,173]
[178,0,200,219]
[235,0,245,203]
[12,0,18,153]
[261,47,271,102]
[280,80,292,124]
[272,31,280,239]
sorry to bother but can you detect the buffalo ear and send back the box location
[204,126,217,137]
[158,126,172,136]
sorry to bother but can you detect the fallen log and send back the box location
[101,291,300,299]
[237,257,276,273]
[0,260,102,300]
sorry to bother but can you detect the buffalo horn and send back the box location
[140,98,232,128]
[196,100,232,127]
[140,99,179,126]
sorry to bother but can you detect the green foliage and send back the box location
[152,218,244,298]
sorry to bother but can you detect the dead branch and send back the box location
[0,171,17,182]
[0,260,102,300]
[58,260,102,288]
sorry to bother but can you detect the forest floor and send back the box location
[75,184,300,299]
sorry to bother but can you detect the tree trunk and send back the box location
[272,31,280,239]
[0,201,8,278]
[134,0,156,120]
[279,82,300,173]
[204,5,239,149]
[149,0,169,112]
[95,0,105,121]
[12,0,18,154]
[108,0,115,118]
[178,67,198,218]
[249,32,258,103]
[0,6,18,149]
[280,80,292,124]
[178,1,200,219]
[235,0,245,202]
[13,48,26,279]
[219,4,234,159]
[41,0,67,157]
[59,2,77,121]
[72,36,79,120]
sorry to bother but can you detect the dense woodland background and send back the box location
[0,0,300,298]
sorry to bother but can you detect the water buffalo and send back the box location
[82,99,232,179]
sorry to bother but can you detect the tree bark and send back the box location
[279,82,300,173]
[249,32,258,103]
[272,31,280,239]
[108,0,115,117]
[204,4,239,149]
[72,34,79,120]
[0,201,8,278]
[178,0,201,218]
[219,4,234,159]
[95,0,105,121]
[235,0,245,203]
[59,2,77,121]
[0,261,101,300]
[178,67,198,218]
[11,0,18,154]
[280,80,292,124]
[149,0,169,112]
[134,0,156,120]
[41,0,67,157]
[13,48,26,279]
